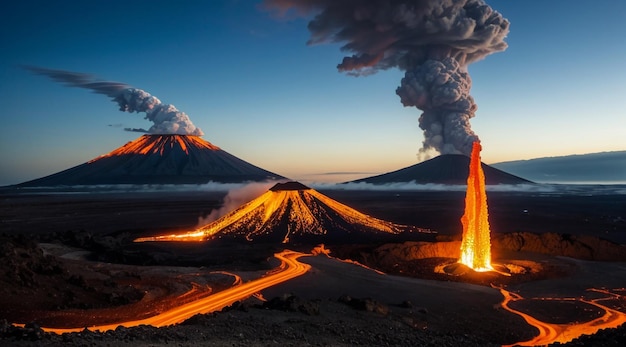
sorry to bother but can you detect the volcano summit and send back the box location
[352,154,532,185]
[17,135,284,186]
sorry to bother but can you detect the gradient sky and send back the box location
[1,1,625,186]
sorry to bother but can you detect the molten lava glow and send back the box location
[134,230,206,242]
[22,250,310,333]
[311,244,385,275]
[500,287,626,346]
[90,135,219,161]
[135,187,421,243]
[459,142,493,272]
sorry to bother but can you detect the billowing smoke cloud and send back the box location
[23,66,203,136]
[264,0,509,159]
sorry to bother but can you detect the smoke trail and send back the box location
[23,66,203,136]
[196,181,278,227]
[264,0,509,158]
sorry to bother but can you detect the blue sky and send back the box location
[1,0,625,185]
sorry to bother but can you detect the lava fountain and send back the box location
[459,142,493,272]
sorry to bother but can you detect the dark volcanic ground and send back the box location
[2,186,625,243]
[1,185,626,346]
[321,187,626,244]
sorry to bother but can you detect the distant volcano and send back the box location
[351,154,532,185]
[17,135,284,186]
[136,181,432,244]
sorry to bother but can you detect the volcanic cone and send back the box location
[351,154,532,185]
[17,135,284,186]
[138,181,432,244]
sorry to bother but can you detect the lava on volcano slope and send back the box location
[17,135,284,186]
[135,181,434,244]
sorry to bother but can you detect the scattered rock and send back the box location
[493,232,626,261]
[550,323,626,346]
[399,300,413,308]
[338,295,389,315]
[0,321,45,341]
[261,294,320,316]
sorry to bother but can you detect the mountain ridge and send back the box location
[491,150,626,183]
[16,135,285,186]
[350,154,532,185]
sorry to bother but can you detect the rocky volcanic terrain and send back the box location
[1,188,625,346]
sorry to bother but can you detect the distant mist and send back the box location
[312,182,549,193]
[492,151,626,184]
[7,179,625,196]
[8,182,267,194]
[312,182,626,195]
[195,181,277,227]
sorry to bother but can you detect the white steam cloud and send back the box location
[23,66,203,136]
[195,181,278,227]
[264,0,509,159]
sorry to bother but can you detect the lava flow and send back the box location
[499,287,626,346]
[19,250,311,334]
[459,142,493,272]
[94,135,220,159]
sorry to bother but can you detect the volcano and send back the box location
[351,154,532,185]
[17,135,284,186]
[136,181,432,244]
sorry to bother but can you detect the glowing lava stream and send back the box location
[499,287,626,346]
[459,142,493,272]
[29,250,311,334]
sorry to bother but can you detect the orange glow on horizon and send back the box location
[459,142,493,272]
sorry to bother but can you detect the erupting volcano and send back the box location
[265,0,509,160]
[459,142,493,271]
[136,181,432,244]
[19,66,283,186]
[17,135,284,186]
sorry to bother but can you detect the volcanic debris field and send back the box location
[1,186,626,346]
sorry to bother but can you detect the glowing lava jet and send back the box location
[136,181,432,244]
[459,142,493,272]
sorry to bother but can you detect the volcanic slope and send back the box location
[351,154,532,185]
[17,135,284,186]
[139,182,432,244]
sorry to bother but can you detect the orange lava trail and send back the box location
[22,250,310,334]
[312,244,386,275]
[499,287,626,346]
[459,142,493,272]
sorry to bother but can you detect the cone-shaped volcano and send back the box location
[17,135,284,186]
[351,154,532,185]
[137,181,432,244]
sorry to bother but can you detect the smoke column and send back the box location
[23,66,203,136]
[196,182,277,227]
[264,0,509,159]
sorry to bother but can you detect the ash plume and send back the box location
[264,0,509,158]
[23,66,203,136]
